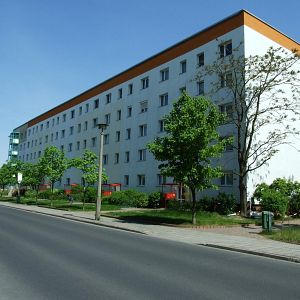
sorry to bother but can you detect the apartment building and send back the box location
[9,10,300,200]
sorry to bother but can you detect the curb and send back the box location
[203,244,300,263]
[2,205,145,235]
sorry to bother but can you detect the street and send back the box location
[0,205,299,300]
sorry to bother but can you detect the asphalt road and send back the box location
[0,206,299,300]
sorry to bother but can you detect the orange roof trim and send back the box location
[26,10,299,128]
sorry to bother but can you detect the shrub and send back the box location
[37,190,52,199]
[214,193,237,215]
[71,185,84,194]
[85,187,97,203]
[108,189,148,207]
[199,196,215,212]
[24,190,37,199]
[260,189,289,218]
[289,192,300,216]
[148,191,161,208]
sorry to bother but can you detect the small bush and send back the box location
[24,190,37,199]
[199,196,215,212]
[214,193,237,215]
[71,185,84,194]
[38,190,52,199]
[85,187,97,203]
[109,189,148,207]
[148,191,161,208]
[288,193,300,216]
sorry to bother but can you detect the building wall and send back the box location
[16,26,245,199]
[244,25,300,197]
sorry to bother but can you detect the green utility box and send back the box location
[262,211,272,232]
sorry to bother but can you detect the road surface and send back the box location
[0,206,299,299]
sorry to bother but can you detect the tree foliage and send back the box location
[201,46,300,216]
[148,93,230,224]
[39,146,68,194]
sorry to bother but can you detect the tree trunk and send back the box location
[35,187,39,205]
[239,175,247,216]
[82,186,87,210]
[50,182,54,207]
[191,188,197,225]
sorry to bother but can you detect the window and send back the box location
[92,137,97,147]
[180,60,187,73]
[69,126,74,135]
[85,103,89,113]
[38,151,41,158]
[55,132,58,140]
[160,93,168,106]
[61,129,65,138]
[141,77,149,89]
[68,143,73,152]
[76,141,80,150]
[197,52,204,67]
[160,68,169,81]
[94,99,99,109]
[84,121,88,131]
[63,114,66,122]
[40,124,43,131]
[50,133,53,142]
[116,131,120,142]
[83,139,87,149]
[137,174,145,186]
[66,178,71,186]
[197,81,204,95]
[39,137,42,145]
[128,83,133,95]
[224,137,234,151]
[138,149,146,161]
[124,175,129,186]
[79,106,82,115]
[219,103,233,122]
[114,153,119,164]
[117,110,121,121]
[221,172,233,186]
[56,117,59,124]
[46,121,49,128]
[60,145,64,152]
[219,41,232,58]
[106,93,111,104]
[105,113,111,124]
[103,154,108,165]
[127,106,132,117]
[179,86,186,94]
[28,129,31,136]
[139,124,147,137]
[45,135,48,143]
[71,110,75,119]
[220,72,233,88]
[157,174,167,185]
[125,151,130,163]
[77,123,81,133]
[159,120,165,132]
[93,118,98,128]
[126,128,131,140]
[118,88,123,99]
[104,134,109,144]
[140,101,148,113]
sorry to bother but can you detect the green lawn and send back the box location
[262,227,300,245]
[104,209,255,226]
[0,196,120,211]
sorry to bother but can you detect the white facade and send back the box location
[12,10,300,201]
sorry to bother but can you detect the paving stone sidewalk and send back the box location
[1,201,299,263]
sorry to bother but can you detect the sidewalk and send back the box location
[1,201,299,263]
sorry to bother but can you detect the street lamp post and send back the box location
[95,123,108,221]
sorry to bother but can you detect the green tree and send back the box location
[22,162,45,203]
[71,150,108,209]
[148,93,230,224]
[0,164,12,194]
[39,146,68,206]
[201,46,300,216]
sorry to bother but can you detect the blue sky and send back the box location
[1,0,299,165]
